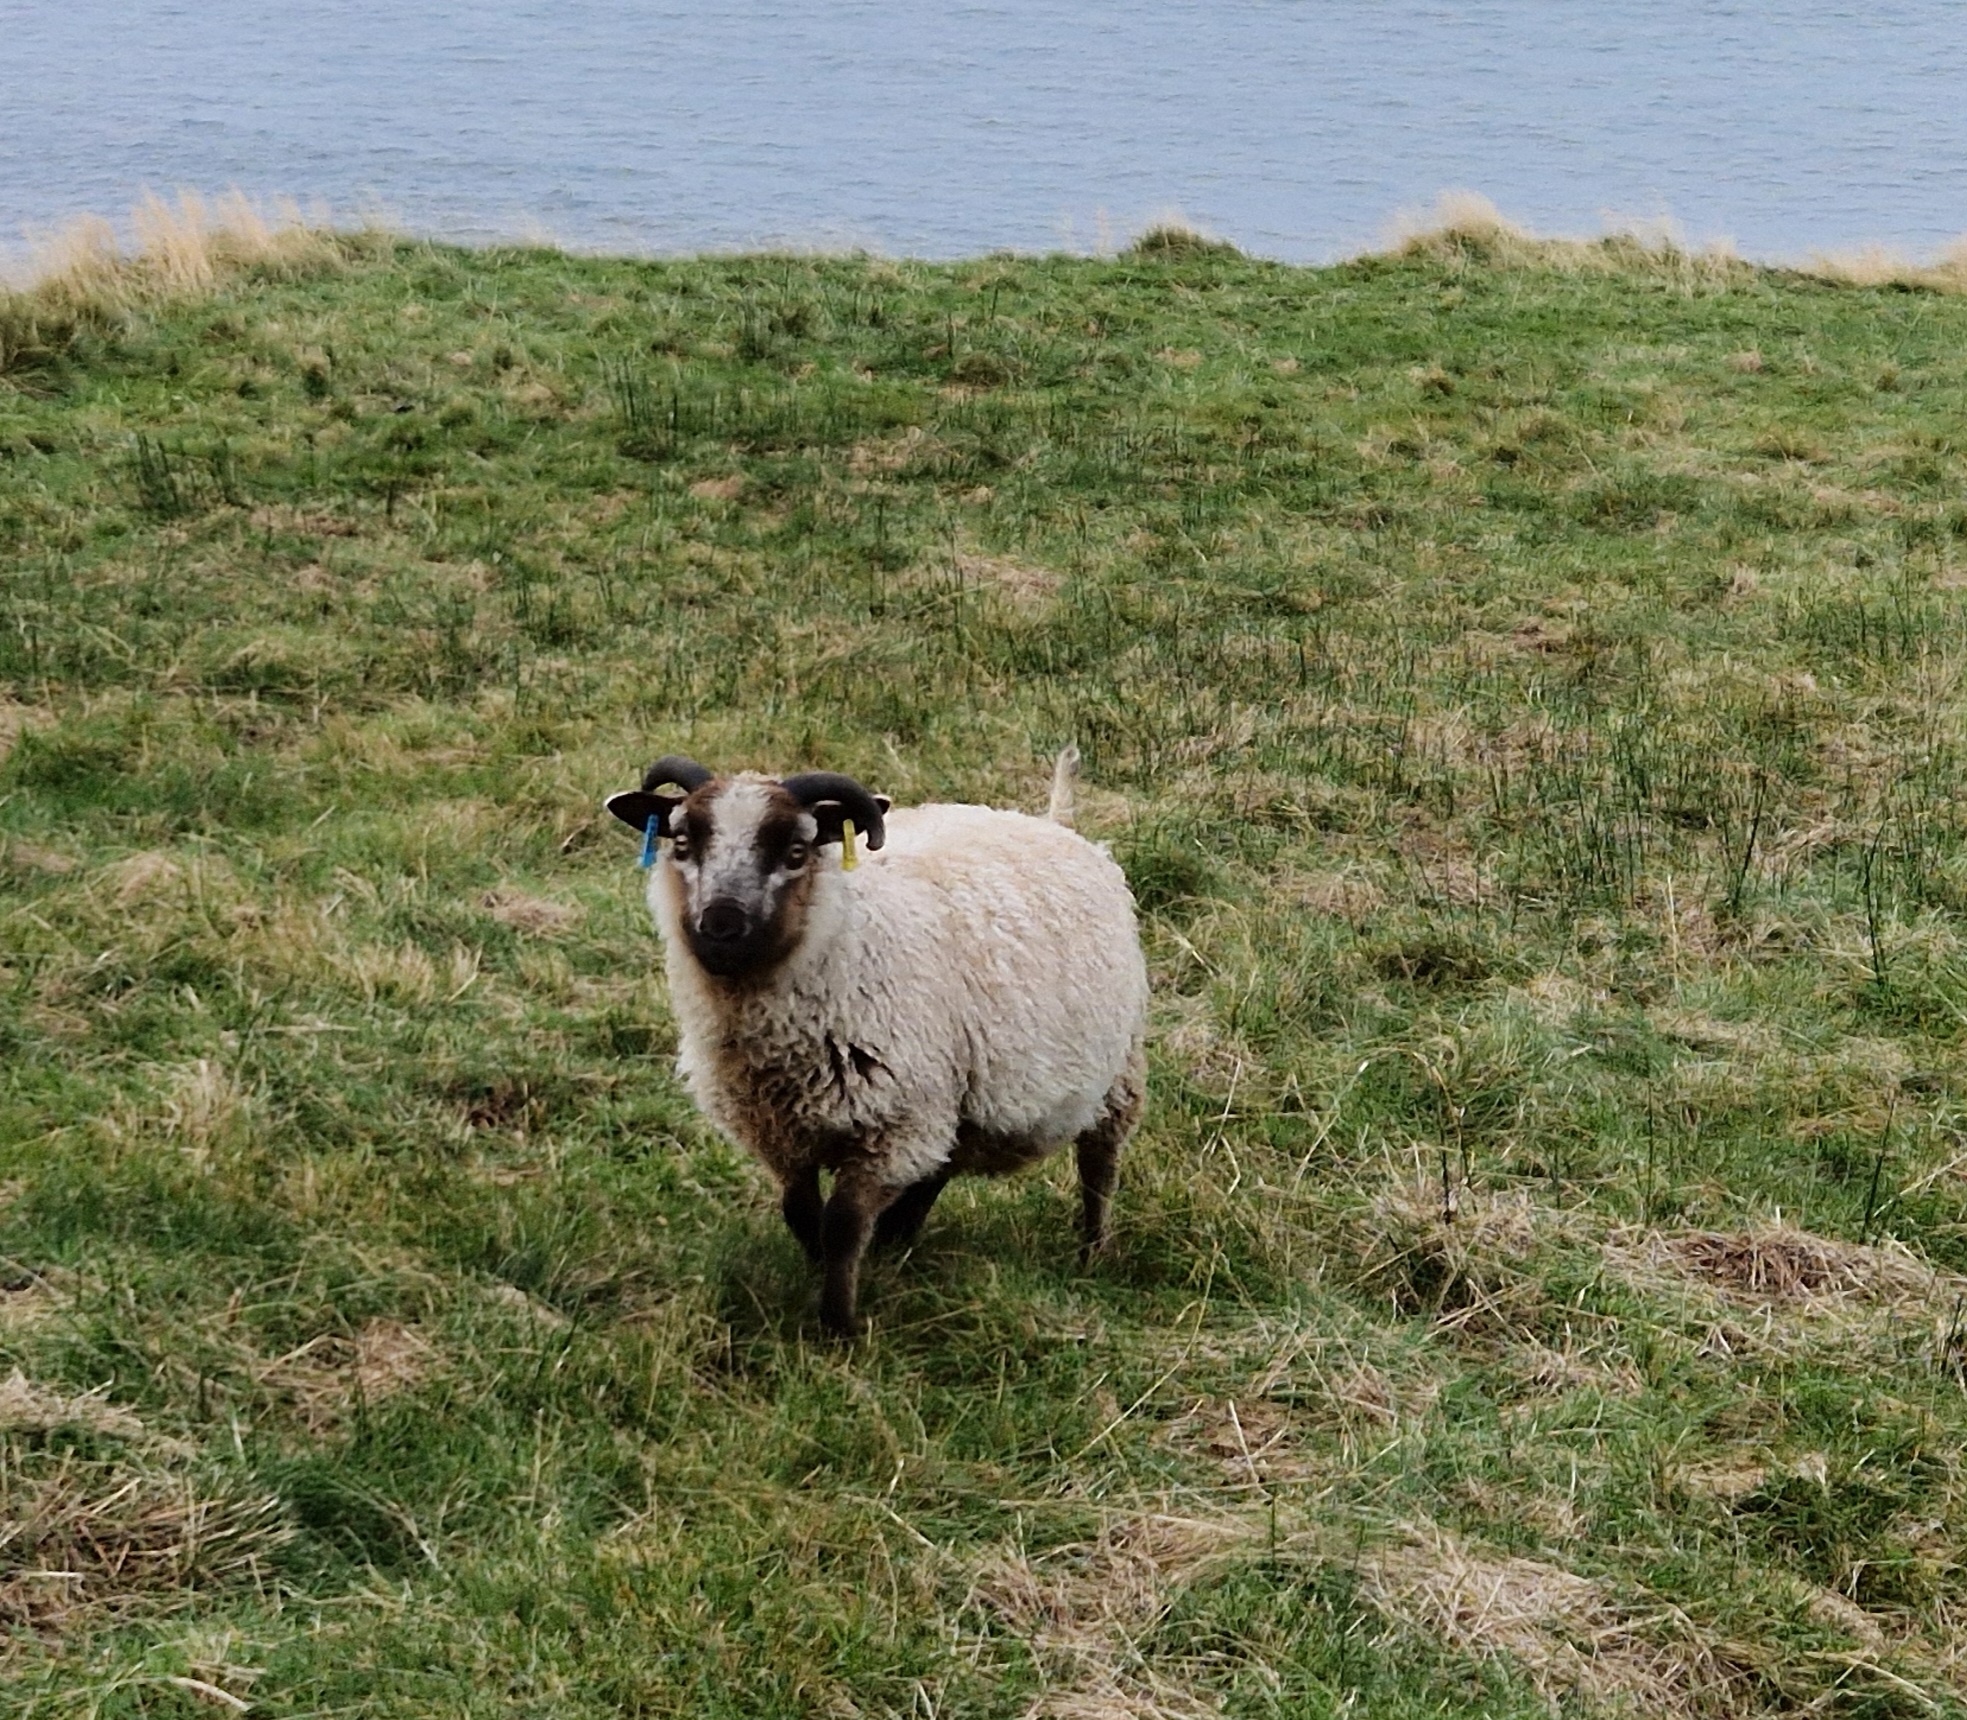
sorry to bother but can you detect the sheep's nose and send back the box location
[698,900,748,943]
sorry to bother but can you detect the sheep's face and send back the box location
[662,777,819,980]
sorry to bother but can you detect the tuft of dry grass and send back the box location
[0,1458,288,1630]
[1808,234,1967,293]
[158,1060,256,1165]
[12,190,342,301]
[1386,191,1534,256]
[1389,189,1967,295]
[481,887,583,937]
[1163,1396,1327,1489]
[970,1512,1257,1719]
[1359,1523,1745,1716]
[0,701,48,769]
[1620,1224,1945,1309]
[0,1370,154,1444]
[955,550,1064,609]
[253,1319,442,1433]
[1352,1181,1573,1341]
[2,190,358,375]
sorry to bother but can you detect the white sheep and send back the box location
[606,751,1149,1337]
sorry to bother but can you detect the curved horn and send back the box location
[781,771,888,852]
[605,755,716,834]
[642,755,714,794]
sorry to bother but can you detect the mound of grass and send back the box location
[7,212,1967,1714]
[1125,221,1243,260]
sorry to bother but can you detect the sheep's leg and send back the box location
[818,1170,901,1340]
[872,1169,950,1252]
[1076,1050,1146,1263]
[781,1165,825,1263]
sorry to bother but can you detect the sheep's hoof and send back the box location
[819,1307,865,1342]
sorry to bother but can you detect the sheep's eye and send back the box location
[669,832,691,860]
[782,842,809,870]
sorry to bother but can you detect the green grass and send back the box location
[6,221,1967,1715]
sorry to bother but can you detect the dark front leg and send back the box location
[818,1172,900,1340]
[872,1169,950,1252]
[781,1165,824,1263]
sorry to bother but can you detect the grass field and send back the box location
[7,202,1967,1716]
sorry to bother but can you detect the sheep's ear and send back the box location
[805,799,857,848]
[605,789,685,835]
[873,794,893,815]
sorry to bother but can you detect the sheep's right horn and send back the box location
[642,756,714,794]
[782,772,888,852]
[605,755,715,834]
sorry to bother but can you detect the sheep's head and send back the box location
[606,759,889,980]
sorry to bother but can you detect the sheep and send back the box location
[605,750,1149,1338]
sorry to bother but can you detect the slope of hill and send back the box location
[6,208,1967,1716]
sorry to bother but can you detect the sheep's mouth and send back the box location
[685,915,791,980]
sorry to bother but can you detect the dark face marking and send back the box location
[667,778,819,981]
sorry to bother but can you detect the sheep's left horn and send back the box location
[782,772,888,851]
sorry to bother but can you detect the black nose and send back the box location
[698,900,748,943]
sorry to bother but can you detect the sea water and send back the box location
[2,0,1963,262]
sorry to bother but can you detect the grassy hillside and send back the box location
[6,210,1967,1717]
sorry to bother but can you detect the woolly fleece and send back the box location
[646,783,1149,1192]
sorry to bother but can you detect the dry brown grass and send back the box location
[969,1511,1254,1719]
[0,1369,157,1445]
[1389,192,1742,291]
[158,1059,257,1166]
[482,887,583,937]
[1162,1397,1329,1490]
[2,1365,288,1634]
[0,700,49,769]
[1288,866,1387,924]
[1352,1181,1574,1341]
[1620,1223,1944,1309]
[1,837,78,877]
[3,190,358,374]
[109,850,187,908]
[254,1318,442,1434]
[1808,235,1967,293]
[1359,1522,1749,1716]
[848,425,945,477]
[1389,190,1967,296]
[11,190,342,301]
[0,1457,288,1630]
[955,550,1064,609]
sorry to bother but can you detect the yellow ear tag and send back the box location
[840,818,858,871]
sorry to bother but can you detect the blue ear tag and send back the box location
[639,819,659,869]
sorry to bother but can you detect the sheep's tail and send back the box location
[1046,745,1081,827]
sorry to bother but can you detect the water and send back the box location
[2,1,1964,264]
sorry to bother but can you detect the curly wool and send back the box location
[648,794,1149,1189]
